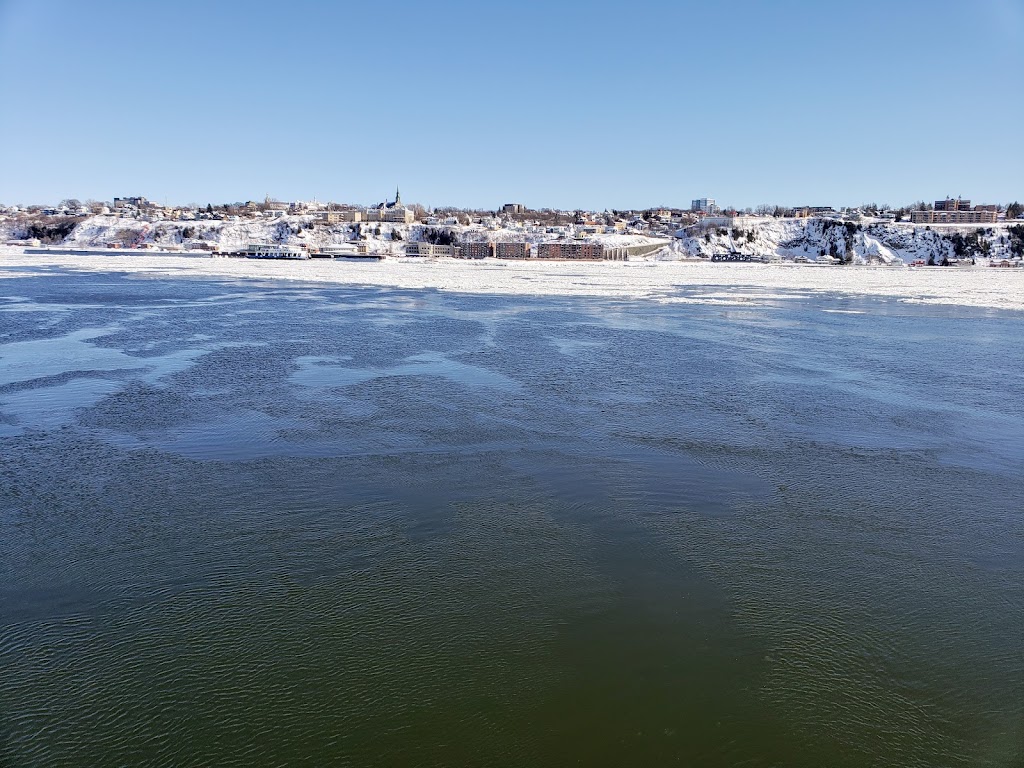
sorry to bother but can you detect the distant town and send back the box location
[2,191,1023,267]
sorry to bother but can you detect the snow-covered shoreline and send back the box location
[2,249,1022,312]
[5,212,1023,267]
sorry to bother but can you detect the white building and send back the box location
[405,242,456,257]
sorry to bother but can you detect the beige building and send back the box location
[319,210,363,224]
[364,188,415,224]
[405,243,456,257]
[910,209,997,224]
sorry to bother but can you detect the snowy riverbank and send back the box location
[5,212,1023,267]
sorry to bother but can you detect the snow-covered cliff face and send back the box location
[0,214,665,255]
[63,214,343,250]
[2,214,397,253]
[664,218,1022,265]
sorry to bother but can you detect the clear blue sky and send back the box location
[1,0,1021,210]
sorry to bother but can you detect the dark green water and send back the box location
[1,270,1022,766]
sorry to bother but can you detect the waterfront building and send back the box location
[405,243,457,257]
[536,242,604,260]
[495,242,531,259]
[461,242,493,259]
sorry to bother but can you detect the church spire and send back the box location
[394,186,401,207]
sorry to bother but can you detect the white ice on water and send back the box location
[1,249,1022,312]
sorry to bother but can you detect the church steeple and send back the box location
[394,186,401,207]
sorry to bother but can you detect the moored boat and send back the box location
[315,244,385,260]
[214,243,310,260]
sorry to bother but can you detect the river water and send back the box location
[1,268,1022,766]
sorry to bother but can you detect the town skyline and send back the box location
[3,190,1020,219]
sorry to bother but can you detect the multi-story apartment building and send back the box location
[495,242,531,259]
[113,196,148,210]
[536,242,604,260]
[502,203,526,214]
[934,198,971,211]
[461,242,493,259]
[691,198,716,214]
[910,209,997,224]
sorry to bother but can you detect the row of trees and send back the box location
[20,217,85,242]
[1007,225,1024,257]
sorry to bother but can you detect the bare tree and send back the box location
[116,228,143,246]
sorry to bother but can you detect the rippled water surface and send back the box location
[1,270,1022,766]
